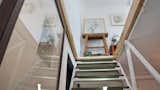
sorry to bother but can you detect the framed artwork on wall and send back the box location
[110,15,125,26]
[83,18,106,34]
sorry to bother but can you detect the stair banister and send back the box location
[124,40,160,84]
[125,45,137,90]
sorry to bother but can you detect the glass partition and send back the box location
[0,0,64,90]
[120,44,160,90]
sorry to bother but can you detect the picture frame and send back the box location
[110,15,125,26]
[83,18,106,34]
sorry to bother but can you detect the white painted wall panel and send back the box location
[63,0,81,56]
[59,34,76,90]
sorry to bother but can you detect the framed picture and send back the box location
[83,18,106,34]
[110,15,125,26]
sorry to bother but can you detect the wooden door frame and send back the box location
[0,0,24,64]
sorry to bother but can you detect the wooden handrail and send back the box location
[57,0,78,59]
[114,0,145,58]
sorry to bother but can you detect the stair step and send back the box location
[75,70,121,77]
[73,80,127,88]
[77,66,120,70]
[33,67,57,71]
[77,63,119,69]
[39,55,60,60]
[75,74,124,78]
[73,77,125,82]
[15,86,50,90]
[77,58,114,62]
[30,67,58,77]
[31,76,56,80]
[72,87,129,90]
[77,61,117,64]
[36,60,59,68]
[76,68,120,72]
[18,76,57,89]
[78,56,116,62]
[72,56,130,90]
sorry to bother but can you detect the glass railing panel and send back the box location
[132,53,160,90]
[0,0,64,90]
[120,49,160,90]
[119,51,132,87]
[130,41,160,75]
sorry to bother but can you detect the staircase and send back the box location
[14,55,60,90]
[70,57,131,90]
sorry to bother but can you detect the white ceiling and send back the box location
[120,0,160,77]
[80,0,132,8]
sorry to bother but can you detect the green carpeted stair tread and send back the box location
[77,65,119,69]
[72,87,125,90]
[75,74,123,78]
[78,59,115,62]
[76,71,119,76]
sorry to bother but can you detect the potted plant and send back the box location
[110,34,119,55]
[111,34,119,45]
[84,51,92,56]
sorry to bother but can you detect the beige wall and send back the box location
[0,19,41,90]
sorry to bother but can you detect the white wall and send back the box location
[59,34,76,90]
[20,0,62,43]
[63,0,81,56]
[81,6,130,47]
[80,4,130,55]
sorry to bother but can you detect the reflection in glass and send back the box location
[0,0,64,90]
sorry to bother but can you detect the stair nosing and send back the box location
[77,65,120,69]
[32,67,58,71]
[76,68,120,72]
[77,61,117,64]
[31,76,57,80]
[72,86,130,90]
[73,77,125,81]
